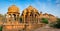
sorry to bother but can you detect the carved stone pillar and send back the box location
[16,14,17,21]
[24,15,25,24]
[38,16,40,24]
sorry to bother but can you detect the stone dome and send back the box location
[8,5,19,13]
[23,6,39,13]
[22,5,39,16]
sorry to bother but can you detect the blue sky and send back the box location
[0,0,60,18]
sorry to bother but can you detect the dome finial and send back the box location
[40,11,42,13]
[29,5,33,7]
[28,5,34,9]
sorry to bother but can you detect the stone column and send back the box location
[10,14,13,24]
[38,16,40,24]
[8,14,11,22]
[12,14,14,21]
[28,13,30,23]
[24,15,25,24]
[6,14,8,22]
[16,14,17,21]
[17,14,19,21]
[30,16,32,24]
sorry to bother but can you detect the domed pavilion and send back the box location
[21,5,40,23]
[7,5,20,21]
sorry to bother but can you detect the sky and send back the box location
[0,0,60,18]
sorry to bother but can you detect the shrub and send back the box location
[0,26,3,31]
[50,18,60,28]
[41,18,48,24]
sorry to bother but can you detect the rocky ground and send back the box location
[2,24,60,31]
[34,25,60,31]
